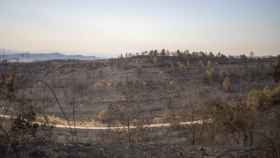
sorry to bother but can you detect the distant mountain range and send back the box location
[0,50,98,62]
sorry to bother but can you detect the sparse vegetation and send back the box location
[0,51,279,157]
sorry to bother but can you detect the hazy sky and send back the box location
[0,0,279,57]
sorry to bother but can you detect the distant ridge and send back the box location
[0,50,98,62]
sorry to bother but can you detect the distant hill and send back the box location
[0,50,98,62]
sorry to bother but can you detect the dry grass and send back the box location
[35,115,104,127]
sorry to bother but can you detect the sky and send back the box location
[0,0,279,57]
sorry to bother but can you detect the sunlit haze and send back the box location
[0,0,279,57]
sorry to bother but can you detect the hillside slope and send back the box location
[8,55,276,124]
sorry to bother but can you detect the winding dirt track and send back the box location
[0,114,212,130]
